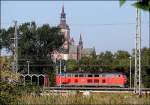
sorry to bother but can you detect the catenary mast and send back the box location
[134,0,141,95]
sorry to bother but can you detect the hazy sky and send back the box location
[1,1,149,55]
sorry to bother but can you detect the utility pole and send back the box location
[0,38,2,57]
[13,21,18,73]
[0,38,2,70]
[27,60,30,74]
[60,59,62,87]
[129,57,132,88]
[56,64,58,75]
[134,5,141,95]
[149,10,150,50]
[64,65,66,72]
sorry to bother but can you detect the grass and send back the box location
[18,92,150,105]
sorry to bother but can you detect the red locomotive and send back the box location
[56,72,127,87]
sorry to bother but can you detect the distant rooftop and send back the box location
[82,48,95,55]
[69,45,78,54]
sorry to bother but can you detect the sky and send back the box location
[1,1,149,55]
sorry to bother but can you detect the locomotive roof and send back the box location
[59,72,124,75]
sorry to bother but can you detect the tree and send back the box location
[0,31,3,55]
[141,47,150,67]
[0,81,19,105]
[141,47,150,87]
[98,51,114,71]
[120,0,150,11]
[113,50,130,72]
[0,28,13,53]
[120,0,150,88]
[78,56,90,72]
[1,22,65,74]
[131,47,150,88]
[66,59,78,71]
[0,56,13,72]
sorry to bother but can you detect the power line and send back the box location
[17,64,150,66]
[1,22,149,27]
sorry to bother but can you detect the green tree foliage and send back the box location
[1,22,65,74]
[120,0,150,11]
[77,48,150,87]
[113,50,130,72]
[0,58,41,104]
[78,56,98,72]
[133,0,150,11]
[98,51,114,71]
[0,81,19,105]
[0,31,2,52]
[0,56,13,71]
[0,28,14,53]
[141,47,150,68]
[0,80,42,105]
[119,0,150,86]
[0,56,20,83]
[66,59,78,71]
[0,57,41,104]
[141,47,150,88]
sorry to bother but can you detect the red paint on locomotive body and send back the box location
[56,73,127,87]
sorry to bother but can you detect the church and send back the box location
[51,5,96,62]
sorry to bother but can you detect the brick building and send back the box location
[51,5,96,62]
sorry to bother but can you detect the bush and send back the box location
[0,81,19,104]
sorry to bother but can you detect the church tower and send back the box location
[79,34,83,49]
[58,5,70,52]
[77,33,83,60]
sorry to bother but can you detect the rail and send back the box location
[43,87,150,91]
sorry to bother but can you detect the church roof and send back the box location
[69,45,78,54]
[58,24,70,30]
[82,48,95,55]
[79,34,83,44]
[56,47,69,54]
[70,37,74,43]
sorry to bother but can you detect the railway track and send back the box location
[43,87,150,93]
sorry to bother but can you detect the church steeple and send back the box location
[79,33,83,49]
[60,5,66,26]
[58,4,69,30]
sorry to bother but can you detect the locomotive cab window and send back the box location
[102,74,105,77]
[88,75,93,77]
[94,75,99,77]
[75,75,78,77]
[79,74,83,77]
[68,74,71,77]
[72,74,75,77]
